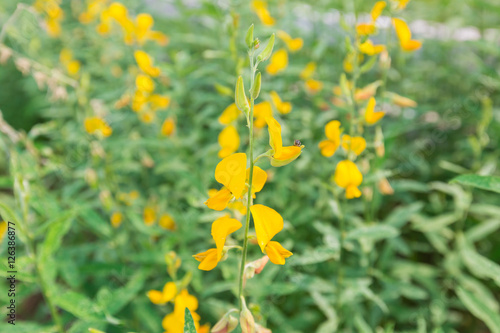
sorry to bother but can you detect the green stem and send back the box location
[238,49,257,311]
[335,195,346,318]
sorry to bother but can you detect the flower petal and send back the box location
[211,215,242,260]
[247,166,268,194]
[215,153,247,198]
[265,241,293,265]
[193,248,219,271]
[205,187,233,211]
[266,116,283,153]
[250,204,284,252]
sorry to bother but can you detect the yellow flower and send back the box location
[205,188,233,211]
[251,0,275,26]
[253,101,273,128]
[359,40,386,56]
[266,116,303,167]
[0,221,7,242]
[341,135,366,156]
[84,117,112,137]
[218,125,240,158]
[305,79,323,95]
[211,215,242,261]
[147,281,177,305]
[276,30,303,52]
[334,160,363,199]
[250,204,283,251]
[132,90,149,112]
[371,1,387,21]
[300,62,316,80]
[355,80,382,101]
[135,74,155,93]
[219,103,240,125]
[111,212,123,228]
[318,120,342,157]
[162,289,202,332]
[139,110,155,123]
[66,60,81,76]
[60,48,72,63]
[149,94,171,111]
[395,0,410,9]
[265,241,293,265]
[159,214,176,230]
[364,97,385,125]
[343,52,363,73]
[193,248,219,271]
[161,118,176,136]
[134,50,160,77]
[143,206,156,226]
[269,91,292,115]
[214,153,247,198]
[246,166,267,198]
[266,49,288,75]
[386,92,417,107]
[134,13,169,46]
[393,18,422,51]
[356,23,376,36]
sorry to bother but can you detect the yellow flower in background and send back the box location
[341,135,366,156]
[134,50,160,77]
[59,48,72,63]
[147,281,177,305]
[276,30,303,52]
[84,117,112,137]
[149,94,170,111]
[269,91,292,115]
[251,0,275,26]
[212,215,242,261]
[371,1,387,21]
[334,160,363,199]
[132,90,149,112]
[59,49,81,76]
[135,74,155,93]
[265,241,293,265]
[161,118,176,136]
[359,40,386,56]
[254,101,273,128]
[364,97,385,125]
[305,79,323,95]
[343,52,363,73]
[266,116,303,167]
[162,289,204,332]
[134,13,169,46]
[0,221,6,242]
[218,125,240,158]
[386,92,417,107]
[355,81,382,101]
[110,212,123,228]
[395,0,410,9]
[318,120,342,157]
[159,214,176,230]
[393,18,422,51]
[266,49,288,75]
[219,103,240,125]
[139,110,155,123]
[143,206,156,226]
[300,62,316,80]
[356,23,376,36]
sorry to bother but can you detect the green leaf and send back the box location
[451,174,500,193]
[456,287,500,333]
[184,308,197,333]
[52,289,103,321]
[461,246,500,288]
[346,225,399,241]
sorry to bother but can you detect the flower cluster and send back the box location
[321,0,420,199]
[34,0,64,37]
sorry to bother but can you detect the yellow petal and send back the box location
[250,204,283,252]
[193,248,219,271]
[205,187,232,211]
[143,206,156,226]
[305,79,323,94]
[219,103,240,125]
[346,185,362,199]
[173,289,199,316]
[371,1,386,21]
[266,49,288,75]
[299,62,316,80]
[253,101,273,128]
[269,91,292,115]
[218,125,240,158]
[159,214,176,230]
[266,116,283,153]
[134,50,160,77]
[215,153,247,198]
[161,118,175,136]
[162,282,177,303]
[341,135,366,156]
[265,241,293,265]
[318,140,338,157]
[247,166,268,194]
[147,290,165,304]
[135,74,155,93]
[356,23,376,36]
[364,97,385,125]
[402,39,422,51]
[334,160,363,198]
[324,120,342,141]
[393,18,421,51]
[273,146,302,162]
[211,215,242,260]
[111,212,123,228]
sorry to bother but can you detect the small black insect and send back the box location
[294,140,302,147]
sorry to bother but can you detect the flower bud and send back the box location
[211,311,239,333]
[235,76,250,114]
[256,34,275,63]
[240,297,256,333]
[245,24,254,49]
[251,72,261,100]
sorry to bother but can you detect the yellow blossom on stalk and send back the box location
[139,110,155,123]
[305,79,323,95]
[149,94,171,111]
[334,160,363,199]
[134,50,160,77]
[79,0,107,24]
[266,116,303,167]
[219,103,240,125]
[135,74,155,93]
[253,101,273,127]
[250,204,292,265]
[246,166,267,198]
[393,18,422,51]
[206,153,247,208]
[356,23,376,36]
[143,206,156,226]
[250,0,275,26]
[159,214,176,230]
[147,281,177,305]
[162,289,207,332]
[343,52,363,73]
[110,212,123,228]
[59,49,81,76]
[134,13,169,46]
[276,30,303,52]
[359,40,386,56]
[300,62,316,80]
[218,125,240,158]
[132,90,149,112]
[364,97,385,125]
[266,49,288,75]
[341,135,367,156]
[318,120,342,157]
[355,80,382,101]
[269,91,292,115]
[161,118,175,136]
[371,1,387,21]
[394,0,410,9]
[84,117,112,137]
